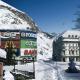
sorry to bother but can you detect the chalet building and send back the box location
[53,29,80,62]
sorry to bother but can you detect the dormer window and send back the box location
[68,35,70,38]
[75,35,77,38]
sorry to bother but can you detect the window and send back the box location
[72,43,74,46]
[68,35,70,38]
[76,51,78,55]
[72,35,74,38]
[76,50,79,55]
[75,35,77,38]
[69,50,71,55]
[72,50,74,55]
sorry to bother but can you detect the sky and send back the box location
[2,0,80,33]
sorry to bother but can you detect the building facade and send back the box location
[53,30,80,62]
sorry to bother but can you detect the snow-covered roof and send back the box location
[62,29,80,38]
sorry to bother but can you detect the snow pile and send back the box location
[4,63,33,72]
[4,60,58,80]
[32,60,58,80]
[37,32,53,60]
[0,49,6,58]
[3,71,14,80]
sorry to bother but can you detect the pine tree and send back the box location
[74,7,80,29]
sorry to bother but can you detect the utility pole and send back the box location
[32,57,35,78]
[13,54,16,72]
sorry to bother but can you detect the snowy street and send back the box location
[32,60,80,80]
[3,59,80,80]
[33,60,58,80]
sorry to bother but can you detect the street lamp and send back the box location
[32,50,36,79]
[13,54,16,72]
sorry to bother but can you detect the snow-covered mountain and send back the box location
[0,0,38,31]
[0,0,54,60]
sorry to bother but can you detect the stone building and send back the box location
[53,29,80,62]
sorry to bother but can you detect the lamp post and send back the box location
[13,54,16,72]
[32,56,35,78]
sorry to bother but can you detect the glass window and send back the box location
[76,50,79,55]
[75,35,77,38]
[72,35,74,38]
[69,50,71,55]
[72,50,74,55]
[68,35,70,38]
[76,50,77,55]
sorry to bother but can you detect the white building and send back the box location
[53,29,80,62]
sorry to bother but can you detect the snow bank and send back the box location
[3,71,14,80]
[4,63,33,72]
[0,49,6,58]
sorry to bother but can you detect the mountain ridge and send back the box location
[0,0,38,31]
